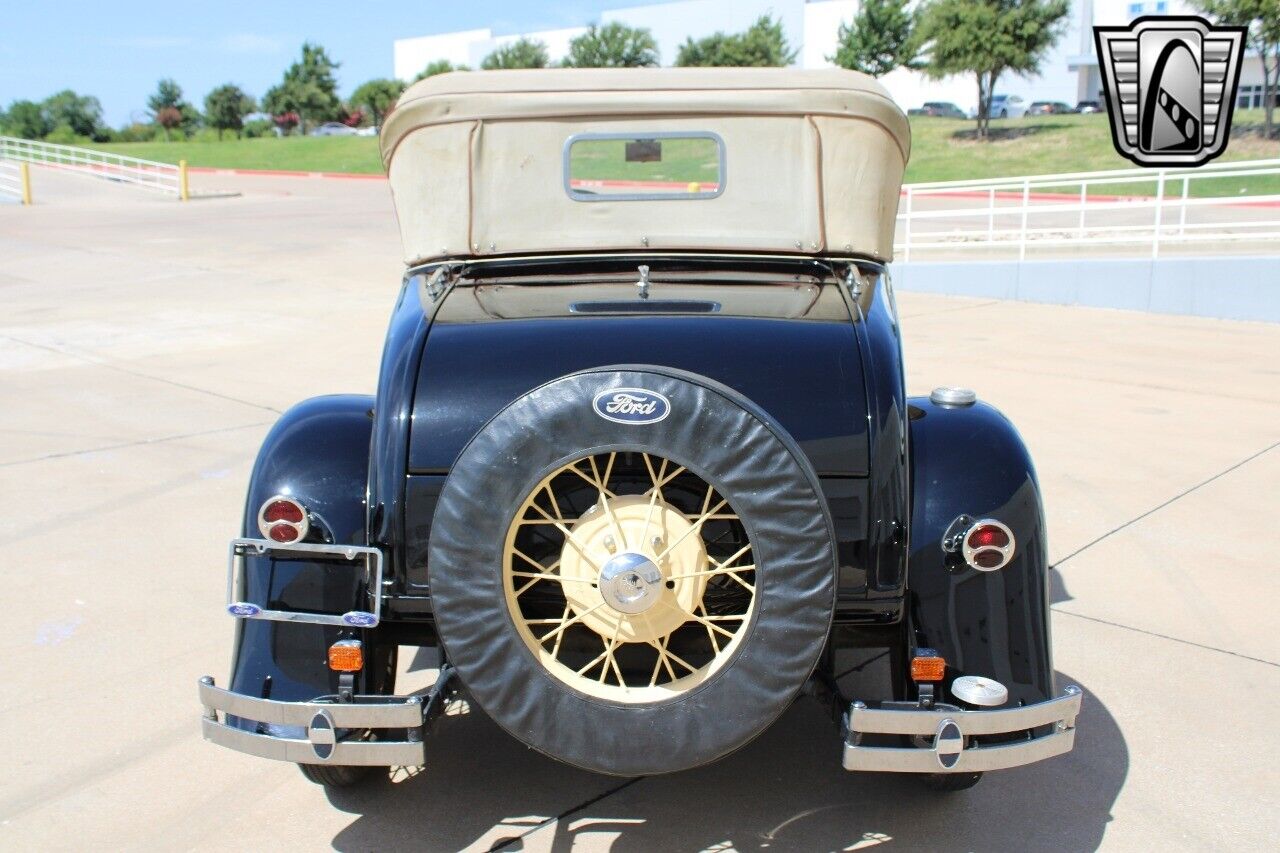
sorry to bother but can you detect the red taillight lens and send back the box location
[267,522,300,543]
[967,525,1010,550]
[258,496,308,543]
[973,550,1004,569]
[262,499,305,524]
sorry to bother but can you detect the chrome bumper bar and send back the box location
[842,685,1082,773]
[199,676,433,766]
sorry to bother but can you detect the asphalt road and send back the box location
[2,168,1278,851]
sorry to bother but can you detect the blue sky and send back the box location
[0,1,642,126]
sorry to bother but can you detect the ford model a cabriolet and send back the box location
[199,69,1080,791]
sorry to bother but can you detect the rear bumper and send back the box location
[842,685,1082,773]
[199,676,440,766]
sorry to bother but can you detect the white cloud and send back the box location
[103,35,194,49]
[219,33,284,54]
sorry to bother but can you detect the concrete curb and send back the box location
[891,256,1280,323]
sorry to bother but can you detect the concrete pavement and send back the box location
[1,170,1277,851]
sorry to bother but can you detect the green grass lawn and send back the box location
[905,110,1280,197]
[85,110,1280,195]
[87,135,384,174]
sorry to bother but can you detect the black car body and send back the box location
[199,68,1080,792]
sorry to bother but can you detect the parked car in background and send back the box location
[310,122,358,137]
[1028,101,1075,116]
[909,101,967,119]
[981,95,1028,119]
[1076,100,1103,114]
[354,126,378,137]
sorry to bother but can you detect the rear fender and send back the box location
[227,395,382,715]
[905,397,1053,706]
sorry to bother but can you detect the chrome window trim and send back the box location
[563,130,727,203]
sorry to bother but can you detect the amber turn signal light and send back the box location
[911,651,946,682]
[328,639,364,672]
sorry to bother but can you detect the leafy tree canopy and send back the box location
[1195,0,1280,138]
[829,0,920,76]
[563,22,659,67]
[262,42,343,130]
[145,79,198,139]
[481,38,550,69]
[916,0,1069,138]
[204,84,256,138]
[350,78,405,127]
[676,15,797,67]
[43,89,104,138]
[2,99,53,139]
[414,59,469,81]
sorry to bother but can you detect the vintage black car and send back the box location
[199,68,1081,793]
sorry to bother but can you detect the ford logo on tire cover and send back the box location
[592,388,671,424]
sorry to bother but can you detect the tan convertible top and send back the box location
[381,68,910,264]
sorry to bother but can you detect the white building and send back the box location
[392,0,1270,114]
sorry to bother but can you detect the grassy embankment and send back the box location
[87,111,1280,196]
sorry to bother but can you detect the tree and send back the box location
[1195,0,1280,139]
[676,14,797,67]
[829,0,920,76]
[916,0,1069,139]
[262,42,343,132]
[204,84,256,139]
[43,90,103,138]
[3,99,53,139]
[350,78,405,128]
[563,22,659,67]
[146,79,196,140]
[414,59,468,81]
[481,38,550,69]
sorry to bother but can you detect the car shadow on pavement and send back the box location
[326,670,1124,852]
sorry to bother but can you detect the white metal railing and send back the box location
[896,158,1280,260]
[0,136,183,197]
[0,158,22,200]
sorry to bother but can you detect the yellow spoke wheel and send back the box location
[503,452,755,703]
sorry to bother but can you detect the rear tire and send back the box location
[298,763,378,788]
[920,771,983,792]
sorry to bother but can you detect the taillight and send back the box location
[257,496,309,544]
[961,519,1015,572]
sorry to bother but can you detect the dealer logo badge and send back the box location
[1094,16,1245,167]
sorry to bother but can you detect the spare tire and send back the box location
[427,366,836,776]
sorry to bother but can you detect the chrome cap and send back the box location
[930,386,977,406]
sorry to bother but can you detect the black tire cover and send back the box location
[427,366,837,776]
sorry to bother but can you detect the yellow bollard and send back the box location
[20,162,32,205]
[179,159,190,201]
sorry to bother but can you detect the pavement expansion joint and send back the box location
[1051,607,1279,668]
[1054,438,1279,568]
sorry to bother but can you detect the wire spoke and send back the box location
[696,604,722,654]
[534,601,608,646]
[656,598,737,640]
[666,564,757,582]
[654,498,728,563]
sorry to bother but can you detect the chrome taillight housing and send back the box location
[943,516,1016,572]
[257,495,309,544]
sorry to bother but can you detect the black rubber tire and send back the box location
[920,771,983,792]
[427,366,837,776]
[297,763,377,787]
